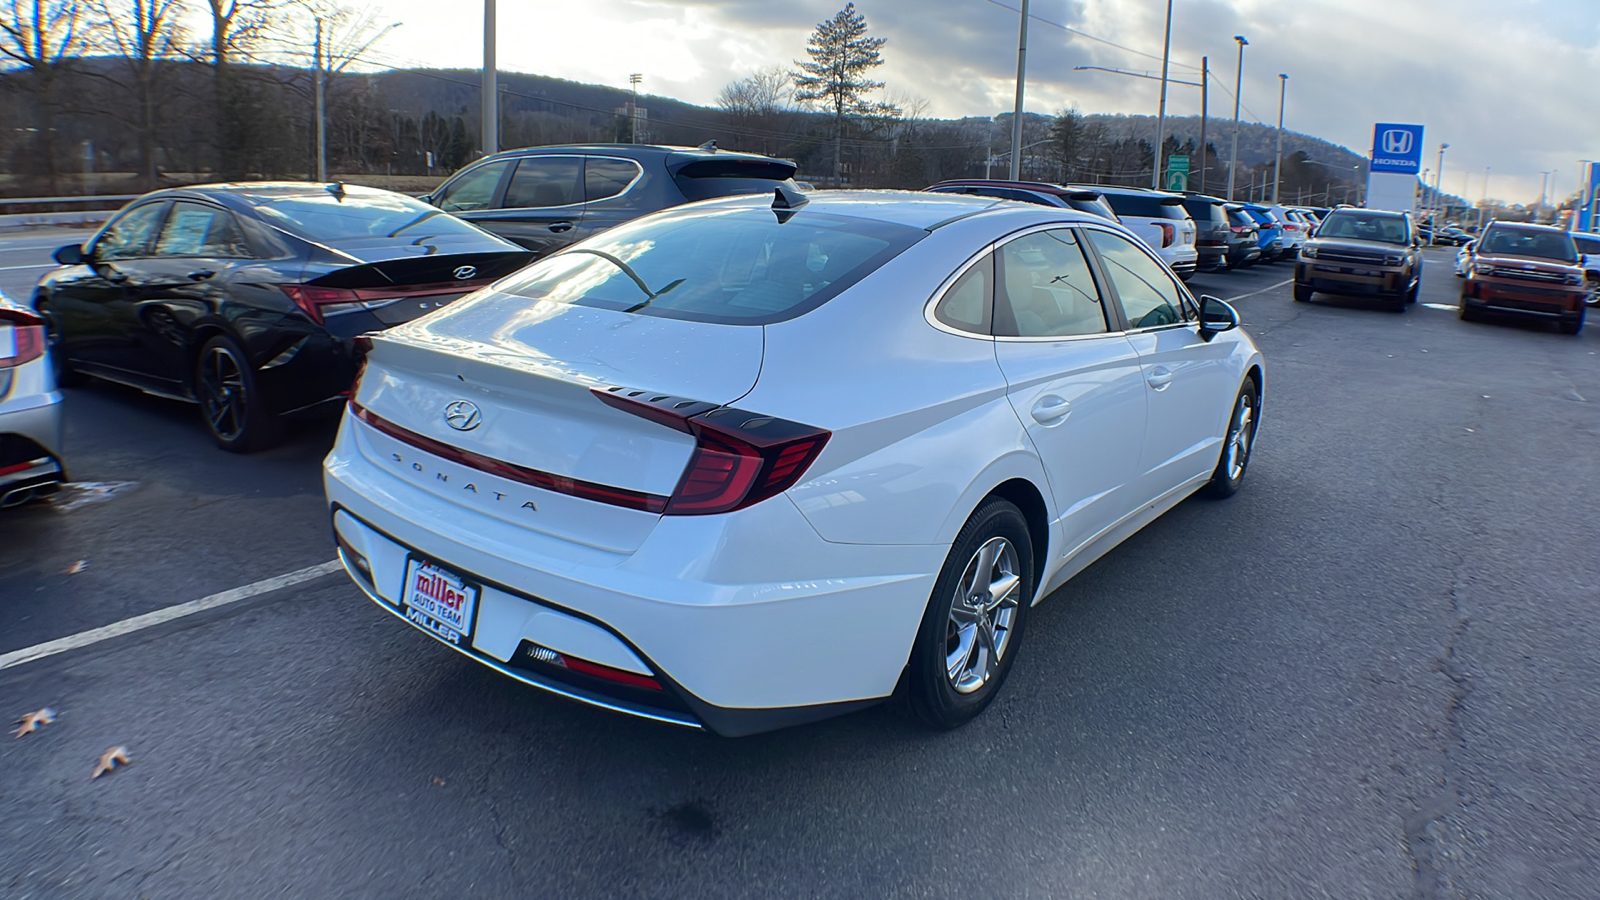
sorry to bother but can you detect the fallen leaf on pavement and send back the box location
[92,746,131,779]
[13,708,57,738]
[64,560,87,575]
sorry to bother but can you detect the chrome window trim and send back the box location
[579,155,645,203]
[1077,221,1200,334]
[923,221,1130,343]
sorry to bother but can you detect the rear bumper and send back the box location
[0,388,66,506]
[323,413,944,735]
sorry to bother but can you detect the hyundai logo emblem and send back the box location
[453,265,478,280]
[1381,129,1414,155]
[443,400,482,431]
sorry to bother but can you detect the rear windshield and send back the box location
[1226,209,1255,228]
[1067,194,1118,221]
[1181,198,1228,225]
[1481,227,1579,262]
[494,207,923,325]
[1101,192,1189,220]
[1316,212,1410,245]
[252,191,490,243]
[672,159,798,203]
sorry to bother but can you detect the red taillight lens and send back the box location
[1156,222,1176,248]
[595,388,831,516]
[0,308,46,369]
[280,284,360,325]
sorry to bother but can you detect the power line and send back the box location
[981,0,1202,71]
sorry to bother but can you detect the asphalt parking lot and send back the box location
[3,232,1598,898]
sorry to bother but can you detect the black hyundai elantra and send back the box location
[34,183,533,451]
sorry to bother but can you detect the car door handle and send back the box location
[1147,367,1174,391]
[187,270,215,281]
[548,222,574,233]
[1030,396,1071,424]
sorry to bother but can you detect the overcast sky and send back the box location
[360,0,1600,205]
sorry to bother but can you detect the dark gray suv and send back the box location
[423,144,799,257]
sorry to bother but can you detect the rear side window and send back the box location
[995,229,1107,338]
[585,158,642,202]
[504,157,583,209]
[672,159,798,203]
[933,253,993,333]
[1102,192,1189,220]
[496,207,923,325]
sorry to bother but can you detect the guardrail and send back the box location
[0,195,134,231]
[0,194,139,206]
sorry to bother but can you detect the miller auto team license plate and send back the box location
[402,556,480,647]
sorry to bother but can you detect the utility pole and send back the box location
[1227,35,1247,201]
[1271,73,1286,204]
[482,0,497,158]
[1151,0,1173,190]
[1198,56,1208,194]
[1434,143,1449,220]
[1481,166,1490,229]
[1538,170,1551,221]
[314,16,326,182]
[1009,0,1029,181]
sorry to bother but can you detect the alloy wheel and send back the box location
[944,536,1022,694]
[1225,393,1256,481]
[197,345,248,442]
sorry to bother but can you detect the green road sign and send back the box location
[1166,155,1190,192]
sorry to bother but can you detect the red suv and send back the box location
[1460,223,1588,335]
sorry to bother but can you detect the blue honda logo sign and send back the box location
[1370,123,1424,174]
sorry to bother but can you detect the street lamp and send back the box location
[1151,0,1174,190]
[1009,0,1029,182]
[1271,73,1287,204]
[1227,35,1248,201]
[1433,142,1448,220]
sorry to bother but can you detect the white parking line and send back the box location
[0,559,342,672]
[1222,278,1294,303]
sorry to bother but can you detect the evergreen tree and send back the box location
[792,3,897,183]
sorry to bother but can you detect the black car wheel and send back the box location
[1293,284,1313,302]
[906,498,1033,730]
[1203,377,1260,499]
[194,335,280,452]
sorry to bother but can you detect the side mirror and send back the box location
[1198,294,1240,340]
[53,244,85,265]
[1464,240,1475,251]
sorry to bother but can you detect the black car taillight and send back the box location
[280,284,361,325]
[594,387,831,516]
[0,308,46,369]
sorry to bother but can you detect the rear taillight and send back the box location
[0,308,46,369]
[1154,222,1176,248]
[595,387,831,516]
[280,285,361,324]
[1283,223,1301,232]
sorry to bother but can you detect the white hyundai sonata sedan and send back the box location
[324,188,1265,736]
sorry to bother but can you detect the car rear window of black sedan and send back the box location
[496,207,924,325]
[252,191,492,243]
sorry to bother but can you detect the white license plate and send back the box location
[401,557,479,646]
[0,326,15,359]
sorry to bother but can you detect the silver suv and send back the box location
[0,290,66,507]
[1074,186,1199,278]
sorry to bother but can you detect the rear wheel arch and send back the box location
[183,323,237,395]
[981,478,1050,606]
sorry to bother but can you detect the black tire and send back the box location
[1559,308,1585,336]
[1405,280,1419,304]
[35,301,86,388]
[1458,301,1479,323]
[1293,284,1313,303]
[1202,378,1260,499]
[907,498,1034,730]
[193,334,281,453]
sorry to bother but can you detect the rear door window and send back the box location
[585,158,643,202]
[504,157,583,209]
[994,229,1108,338]
[153,202,251,257]
[496,207,923,325]
[433,161,511,213]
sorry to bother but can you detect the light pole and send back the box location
[1151,0,1174,189]
[1227,35,1248,201]
[628,73,643,144]
[1009,0,1029,182]
[1431,142,1448,220]
[1480,166,1490,229]
[482,0,497,157]
[1271,73,1286,204]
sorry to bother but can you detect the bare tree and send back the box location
[717,66,791,154]
[201,0,303,177]
[0,0,95,192]
[91,0,187,189]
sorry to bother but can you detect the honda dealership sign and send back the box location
[1370,123,1425,174]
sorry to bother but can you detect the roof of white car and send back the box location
[688,189,1109,232]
